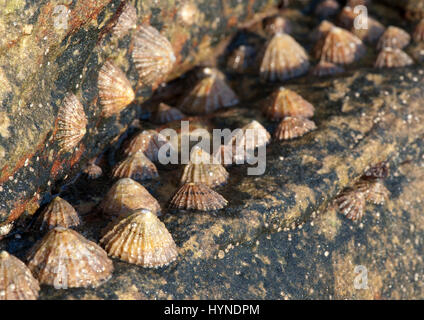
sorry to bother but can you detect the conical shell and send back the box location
[55,93,87,153]
[27,227,113,289]
[337,6,358,29]
[99,178,161,217]
[132,25,176,86]
[262,15,292,36]
[83,163,103,179]
[263,87,315,121]
[212,143,234,167]
[374,47,414,68]
[315,0,340,19]
[311,60,345,77]
[227,45,256,73]
[98,60,135,117]
[377,26,411,50]
[0,251,40,300]
[152,103,185,124]
[35,197,80,232]
[123,129,169,162]
[413,19,424,42]
[314,26,366,64]
[350,17,385,45]
[178,68,239,115]
[355,180,389,205]
[274,116,317,140]
[180,147,229,187]
[112,2,137,38]
[112,151,159,181]
[169,183,228,211]
[309,20,335,43]
[260,33,310,82]
[100,209,178,268]
[240,120,271,149]
[335,189,366,221]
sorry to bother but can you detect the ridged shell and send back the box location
[262,15,292,36]
[377,26,411,50]
[0,251,40,300]
[83,163,103,179]
[132,25,176,86]
[35,197,80,232]
[311,60,345,77]
[263,87,315,121]
[212,143,234,167]
[123,129,169,162]
[350,17,385,45]
[355,180,389,205]
[315,0,340,19]
[112,151,159,181]
[240,120,271,149]
[98,60,135,117]
[178,68,239,115]
[27,227,113,289]
[112,2,137,38]
[169,183,228,211]
[56,93,87,153]
[310,20,335,43]
[314,26,366,64]
[100,209,177,268]
[374,47,414,68]
[260,33,310,82]
[227,45,256,73]
[99,178,161,217]
[152,103,185,124]
[274,116,317,140]
[336,189,366,221]
[413,19,424,42]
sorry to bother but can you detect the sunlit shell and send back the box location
[263,87,315,121]
[169,183,228,211]
[350,17,385,45]
[374,47,414,68]
[355,179,389,205]
[311,60,345,77]
[83,163,103,179]
[226,45,256,73]
[55,93,87,153]
[413,19,424,42]
[240,120,271,149]
[180,147,229,187]
[377,26,411,50]
[315,0,340,19]
[260,33,310,82]
[0,251,40,300]
[99,178,161,218]
[34,197,80,232]
[314,26,366,64]
[309,20,335,43]
[112,151,159,181]
[98,60,135,117]
[335,189,366,221]
[262,15,292,36]
[132,25,176,86]
[178,68,239,115]
[112,2,137,38]
[152,103,185,124]
[123,129,169,162]
[100,209,177,268]
[337,6,358,29]
[363,161,389,180]
[27,227,113,289]
[274,116,317,140]
[212,143,234,167]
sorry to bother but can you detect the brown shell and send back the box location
[315,0,340,19]
[112,151,159,181]
[151,103,185,124]
[34,196,80,232]
[337,6,358,29]
[374,47,414,68]
[350,17,385,45]
[27,227,113,289]
[112,2,137,38]
[262,15,292,36]
[413,19,424,42]
[263,87,315,121]
[0,251,40,300]
[178,68,239,115]
[355,180,389,205]
[314,26,366,65]
[226,45,256,73]
[56,93,87,153]
[212,143,234,167]
[311,60,345,77]
[377,26,411,50]
[240,120,271,149]
[98,178,161,217]
[83,163,103,179]
[309,20,335,43]
[347,0,371,6]
[98,60,135,117]
[100,209,178,268]
[274,116,317,141]
[169,183,228,211]
[123,129,170,162]
[132,25,176,86]
[363,161,389,180]
[0,222,13,239]
[260,33,310,82]
[335,189,366,221]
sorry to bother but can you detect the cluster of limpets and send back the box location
[1,0,417,299]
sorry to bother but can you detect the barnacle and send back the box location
[100,209,178,268]
[311,60,345,77]
[151,103,185,124]
[375,47,414,68]
[0,251,40,300]
[123,129,170,162]
[27,227,113,289]
[112,151,159,181]
[260,33,310,82]
[274,116,317,140]
[99,178,161,218]
[377,26,411,50]
[55,93,87,153]
[34,196,80,232]
[169,183,228,211]
[413,19,424,42]
[98,60,135,117]
[112,2,137,38]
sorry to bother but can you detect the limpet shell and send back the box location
[112,151,159,181]
[34,196,80,232]
[274,116,317,140]
[374,47,414,68]
[169,183,228,211]
[377,26,411,50]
